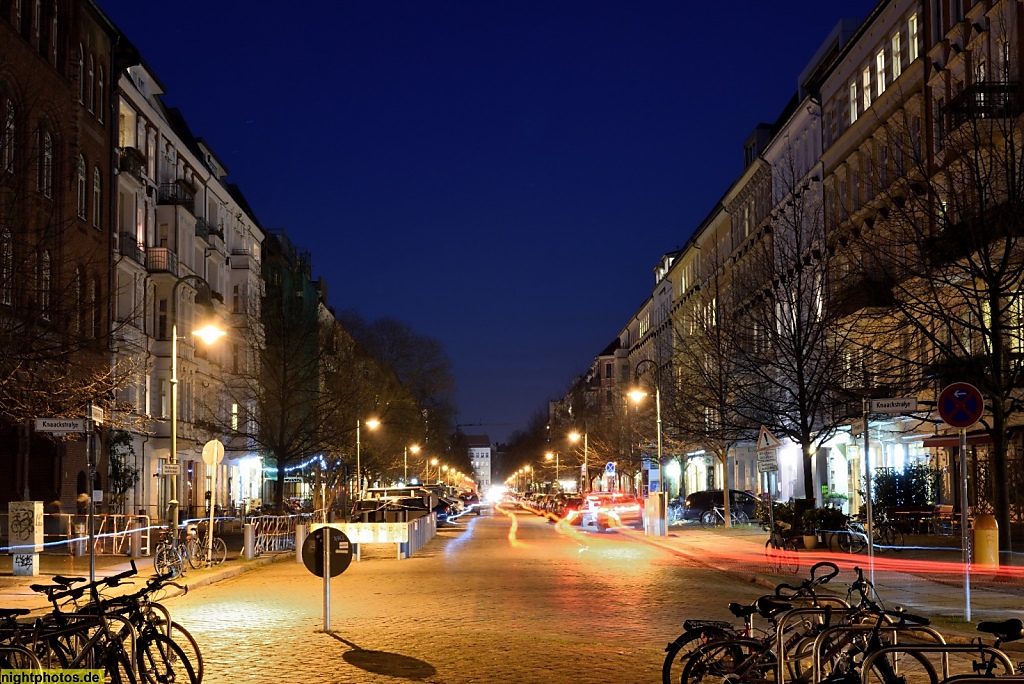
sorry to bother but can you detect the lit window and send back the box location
[849,82,858,124]
[42,130,52,197]
[77,45,84,103]
[876,50,886,95]
[863,67,872,110]
[909,14,919,61]
[892,33,901,79]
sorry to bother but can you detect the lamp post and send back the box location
[429,458,438,483]
[569,430,588,493]
[355,418,380,501]
[404,444,419,483]
[630,359,663,490]
[169,275,225,550]
[545,452,559,490]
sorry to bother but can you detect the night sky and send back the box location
[97,1,879,443]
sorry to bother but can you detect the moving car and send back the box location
[682,489,759,522]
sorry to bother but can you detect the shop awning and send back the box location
[920,433,991,448]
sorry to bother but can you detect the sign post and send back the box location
[201,439,225,567]
[303,525,354,632]
[938,382,984,622]
[756,427,781,533]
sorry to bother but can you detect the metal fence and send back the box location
[0,513,151,556]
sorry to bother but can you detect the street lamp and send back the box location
[524,464,533,490]
[404,444,419,483]
[569,430,588,493]
[169,275,225,550]
[355,418,380,500]
[630,359,663,496]
[545,451,559,489]
[429,458,438,483]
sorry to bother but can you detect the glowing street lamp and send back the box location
[545,451,559,489]
[356,418,380,500]
[169,275,224,550]
[404,444,420,483]
[630,359,663,496]
[429,458,438,483]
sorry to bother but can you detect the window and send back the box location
[70,270,80,333]
[87,56,94,114]
[604,361,612,379]
[32,0,39,44]
[892,33,902,79]
[0,229,11,306]
[876,50,886,95]
[909,14,919,61]
[39,250,50,319]
[849,82,858,124]
[92,167,101,227]
[77,45,84,103]
[1011,294,1024,355]
[232,284,240,312]
[49,9,56,65]
[863,67,872,110]
[76,155,86,217]
[41,130,52,198]
[92,279,100,338]
[96,68,104,123]
[1,100,13,174]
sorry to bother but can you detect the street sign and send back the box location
[34,418,87,433]
[604,462,616,475]
[869,397,918,413]
[302,527,353,578]
[201,439,225,467]
[756,448,779,473]
[938,383,984,429]
[757,426,781,451]
[89,405,105,424]
[161,463,181,475]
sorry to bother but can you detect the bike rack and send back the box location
[861,643,1017,683]
[812,623,946,684]
[773,604,856,684]
[0,645,43,671]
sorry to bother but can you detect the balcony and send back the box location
[943,81,1022,131]
[118,147,146,182]
[157,181,195,215]
[830,275,895,317]
[230,248,261,276]
[146,247,179,276]
[923,202,1020,267]
[118,232,144,265]
[195,216,224,243]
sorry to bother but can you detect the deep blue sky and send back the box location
[99,1,878,443]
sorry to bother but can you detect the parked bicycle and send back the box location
[835,514,905,554]
[700,505,751,528]
[184,523,227,570]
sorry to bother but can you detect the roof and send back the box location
[464,435,491,447]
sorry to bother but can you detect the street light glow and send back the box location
[628,389,648,403]
[192,323,227,345]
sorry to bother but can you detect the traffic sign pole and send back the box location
[323,521,331,632]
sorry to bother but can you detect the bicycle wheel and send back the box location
[102,648,138,684]
[863,648,938,684]
[879,525,905,552]
[732,511,751,526]
[662,625,732,684]
[137,633,198,684]
[700,510,718,529]
[151,621,203,684]
[185,539,205,570]
[210,537,227,566]
[764,538,800,575]
[681,637,776,684]
[154,546,183,579]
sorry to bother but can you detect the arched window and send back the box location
[87,55,94,114]
[96,67,104,122]
[41,130,52,197]
[77,45,84,103]
[33,0,40,45]
[40,250,50,319]
[76,154,86,217]
[92,167,101,227]
[0,229,12,306]
[0,100,13,174]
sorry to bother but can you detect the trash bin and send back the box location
[972,514,999,568]
[73,523,86,557]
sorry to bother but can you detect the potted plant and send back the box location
[802,506,849,549]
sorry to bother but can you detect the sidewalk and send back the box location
[0,547,290,612]
[622,523,1024,647]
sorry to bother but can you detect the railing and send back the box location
[195,217,224,243]
[0,513,151,556]
[943,80,1022,130]
[118,232,144,265]
[118,147,146,182]
[157,182,195,214]
[248,514,307,555]
[146,247,178,276]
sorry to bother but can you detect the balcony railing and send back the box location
[157,182,195,215]
[146,247,178,276]
[118,232,144,265]
[829,275,895,317]
[118,147,146,182]
[943,81,1022,131]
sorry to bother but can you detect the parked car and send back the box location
[682,489,759,521]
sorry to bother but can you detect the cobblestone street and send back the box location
[164,510,764,684]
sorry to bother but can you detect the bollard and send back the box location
[73,523,86,557]
[295,523,308,563]
[243,522,255,559]
[972,513,999,568]
[129,521,143,558]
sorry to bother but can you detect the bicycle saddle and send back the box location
[977,618,1024,643]
[755,596,793,619]
[52,575,86,588]
[728,602,759,619]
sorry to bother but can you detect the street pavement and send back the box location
[1,509,1022,682]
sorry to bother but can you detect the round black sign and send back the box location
[301,527,353,578]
